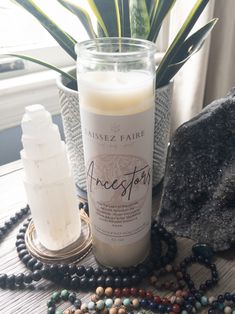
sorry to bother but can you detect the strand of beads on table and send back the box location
[46,286,235,314]
[0,205,177,290]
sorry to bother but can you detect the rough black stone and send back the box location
[192,243,214,260]
[158,89,235,251]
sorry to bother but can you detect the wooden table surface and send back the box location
[0,160,234,314]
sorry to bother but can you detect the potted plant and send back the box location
[11,0,217,196]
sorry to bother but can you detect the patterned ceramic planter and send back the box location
[57,70,173,197]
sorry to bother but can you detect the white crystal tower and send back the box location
[21,104,81,251]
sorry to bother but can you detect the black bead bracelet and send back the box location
[0,204,178,290]
[0,205,29,239]
[17,221,177,290]
[179,254,219,294]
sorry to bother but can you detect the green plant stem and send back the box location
[156,0,210,87]
[6,54,77,83]
[14,0,77,60]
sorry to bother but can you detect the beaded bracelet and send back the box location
[16,219,173,290]
[179,255,219,294]
[47,286,232,314]
[92,286,184,314]
[0,205,177,290]
[47,289,81,314]
[46,286,184,314]
[208,292,235,314]
[0,206,32,288]
[149,264,185,292]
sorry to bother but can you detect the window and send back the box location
[0,0,167,130]
[0,0,167,78]
[0,0,91,130]
[0,0,91,79]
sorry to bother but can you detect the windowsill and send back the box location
[0,67,73,131]
[0,44,75,79]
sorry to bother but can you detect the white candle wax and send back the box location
[21,105,81,251]
[79,71,154,114]
[79,71,155,266]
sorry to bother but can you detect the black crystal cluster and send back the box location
[158,89,235,251]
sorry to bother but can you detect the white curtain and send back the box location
[168,0,235,134]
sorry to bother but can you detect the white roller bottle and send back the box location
[20,104,81,251]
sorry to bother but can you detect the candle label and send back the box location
[81,106,154,245]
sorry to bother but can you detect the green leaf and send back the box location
[149,0,159,25]
[119,0,131,37]
[156,0,210,87]
[14,0,77,60]
[158,18,218,86]
[57,0,96,39]
[90,0,120,37]
[114,0,121,37]
[129,0,151,39]
[148,0,176,42]
[87,0,109,36]
[145,0,155,15]
[6,53,77,84]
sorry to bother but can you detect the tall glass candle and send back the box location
[77,38,156,267]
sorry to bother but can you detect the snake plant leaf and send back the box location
[14,0,77,60]
[89,0,121,37]
[119,0,131,37]
[57,0,96,39]
[148,0,176,42]
[114,0,121,37]
[148,0,159,24]
[156,0,210,87]
[146,0,156,15]
[87,0,109,36]
[129,0,150,39]
[157,18,218,87]
[6,53,77,84]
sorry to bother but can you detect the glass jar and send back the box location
[77,38,156,267]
